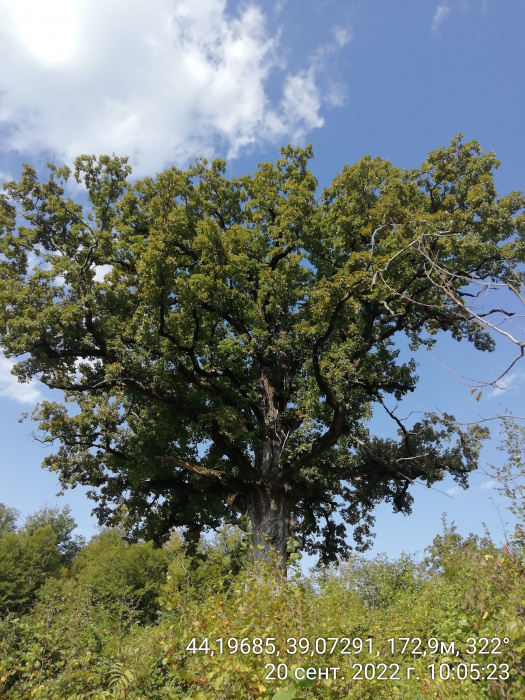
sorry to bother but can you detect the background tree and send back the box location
[70,528,168,621]
[0,505,79,614]
[0,137,523,569]
[0,503,19,535]
[491,416,525,550]
[23,504,85,565]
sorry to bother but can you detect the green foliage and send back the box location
[0,502,20,534]
[0,504,86,615]
[70,528,168,621]
[344,551,422,609]
[0,524,61,616]
[1,513,524,698]
[0,523,175,699]
[24,504,85,565]
[491,417,525,549]
[1,137,522,567]
[155,528,525,699]
[163,526,246,600]
[0,525,60,614]
[0,578,173,699]
[423,516,497,578]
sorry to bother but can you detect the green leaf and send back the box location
[272,690,297,700]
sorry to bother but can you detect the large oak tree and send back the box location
[1,137,523,568]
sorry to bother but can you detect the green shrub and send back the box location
[1,519,524,698]
[71,529,168,621]
[0,525,62,615]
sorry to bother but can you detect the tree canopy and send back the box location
[0,504,81,614]
[0,136,523,568]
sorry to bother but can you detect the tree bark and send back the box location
[245,484,292,574]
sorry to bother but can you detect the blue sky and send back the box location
[0,0,524,560]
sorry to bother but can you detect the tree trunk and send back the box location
[245,485,292,574]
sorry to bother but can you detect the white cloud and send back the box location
[432,4,452,32]
[480,480,497,490]
[0,170,13,184]
[487,372,525,398]
[279,69,324,139]
[93,265,113,283]
[325,81,347,109]
[0,354,42,404]
[333,26,352,48]
[0,0,334,176]
[445,487,460,496]
[432,0,489,31]
[274,0,290,14]
[9,0,78,64]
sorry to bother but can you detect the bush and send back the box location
[71,529,169,621]
[1,517,524,698]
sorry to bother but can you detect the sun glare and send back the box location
[11,0,78,64]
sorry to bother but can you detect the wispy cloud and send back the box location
[480,480,497,490]
[0,170,13,184]
[274,0,290,14]
[460,0,490,10]
[0,355,42,404]
[487,372,525,398]
[0,0,341,176]
[278,69,324,139]
[432,0,489,32]
[325,81,347,109]
[446,487,460,497]
[432,4,452,32]
[333,26,353,48]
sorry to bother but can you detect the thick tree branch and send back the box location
[283,405,346,479]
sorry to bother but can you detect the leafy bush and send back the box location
[71,529,168,621]
[0,524,62,615]
[1,512,524,698]
[0,504,84,615]
[155,530,525,699]
[0,578,173,699]
[491,416,525,550]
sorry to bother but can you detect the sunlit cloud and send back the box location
[0,354,42,404]
[325,81,347,109]
[93,265,113,283]
[279,69,324,139]
[0,0,340,176]
[9,0,79,64]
